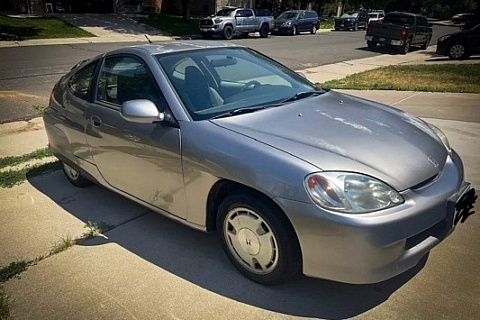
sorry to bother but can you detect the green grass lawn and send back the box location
[0,16,93,40]
[320,64,480,94]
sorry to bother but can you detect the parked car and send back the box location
[452,13,474,24]
[368,12,385,23]
[199,7,273,40]
[43,41,476,285]
[272,9,319,35]
[365,12,432,54]
[436,24,480,59]
[334,11,368,31]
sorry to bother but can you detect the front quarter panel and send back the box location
[179,120,316,227]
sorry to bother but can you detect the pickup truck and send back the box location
[199,7,274,40]
[365,12,432,54]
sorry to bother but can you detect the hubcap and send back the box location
[63,163,79,180]
[224,207,279,274]
[450,45,465,58]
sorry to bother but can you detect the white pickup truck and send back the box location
[199,7,274,40]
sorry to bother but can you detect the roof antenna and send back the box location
[145,34,152,44]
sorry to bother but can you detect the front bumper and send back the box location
[365,35,404,46]
[436,40,449,55]
[335,21,355,30]
[272,26,293,34]
[199,26,223,35]
[277,151,476,284]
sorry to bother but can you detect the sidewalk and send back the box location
[1,14,480,320]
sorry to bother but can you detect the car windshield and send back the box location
[368,13,378,18]
[277,12,298,19]
[216,9,235,17]
[341,12,358,18]
[155,47,319,121]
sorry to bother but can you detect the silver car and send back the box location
[43,41,477,285]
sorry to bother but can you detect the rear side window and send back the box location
[68,61,97,101]
[417,16,427,26]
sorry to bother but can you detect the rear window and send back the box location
[383,14,415,25]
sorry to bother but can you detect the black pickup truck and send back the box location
[365,12,432,54]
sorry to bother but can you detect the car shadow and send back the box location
[355,44,438,57]
[28,171,427,319]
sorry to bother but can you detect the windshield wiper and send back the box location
[211,106,267,119]
[281,90,326,103]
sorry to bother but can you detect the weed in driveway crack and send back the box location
[0,148,60,188]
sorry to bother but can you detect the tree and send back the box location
[181,0,191,21]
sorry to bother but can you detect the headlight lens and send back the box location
[438,35,450,42]
[428,123,451,152]
[305,172,404,213]
[283,21,292,27]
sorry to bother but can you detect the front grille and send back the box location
[200,19,213,26]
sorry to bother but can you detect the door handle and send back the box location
[91,115,102,127]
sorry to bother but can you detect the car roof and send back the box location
[107,41,240,56]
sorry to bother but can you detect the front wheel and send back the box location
[259,24,269,38]
[291,26,297,36]
[353,22,358,31]
[311,24,317,34]
[62,162,91,187]
[448,43,469,60]
[217,193,301,285]
[223,25,233,40]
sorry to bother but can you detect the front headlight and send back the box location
[305,172,404,213]
[438,35,450,42]
[282,21,292,27]
[428,123,451,152]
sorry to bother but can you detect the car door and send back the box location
[470,27,480,54]
[359,12,368,28]
[85,54,187,218]
[297,12,306,32]
[235,10,247,32]
[244,9,255,31]
[414,16,429,44]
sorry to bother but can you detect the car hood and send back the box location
[275,18,293,23]
[336,17,356,21]
[212,91,447,191]
[445,28,475,38]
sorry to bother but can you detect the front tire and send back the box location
[367,41,376,49]
[223,25,233,40]
[62,162,90,187]
[217,193,301,285]
[448,43,469,60]
[311,24,317,34]
[291,26,297,36]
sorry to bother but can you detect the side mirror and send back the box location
[121,99,164,124]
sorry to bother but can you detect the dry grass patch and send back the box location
[320,64,480,93]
